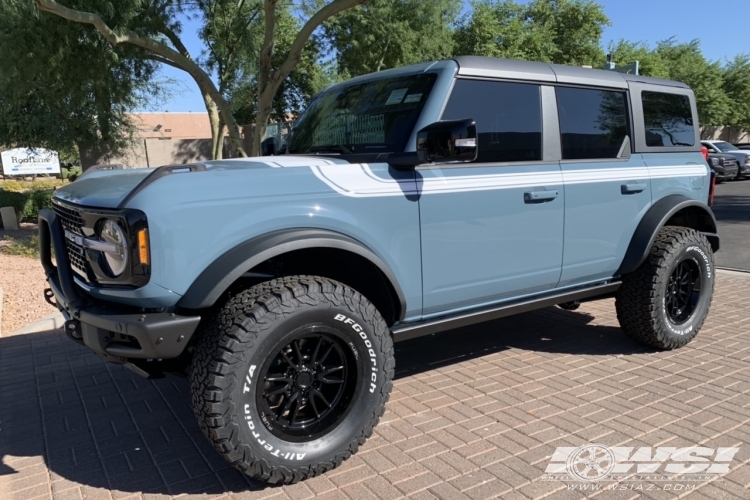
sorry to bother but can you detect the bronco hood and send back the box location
[53,168,154,209]
[53,157,349,209]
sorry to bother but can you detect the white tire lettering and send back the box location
[335,313,379,393]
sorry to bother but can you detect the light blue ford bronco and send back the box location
[39,56,719,484]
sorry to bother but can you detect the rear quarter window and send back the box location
[641,91,695,147]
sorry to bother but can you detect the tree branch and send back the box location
[266,0,365,100]
[35,0,247,157]
[251,0,366,155]
[258,0,279,97]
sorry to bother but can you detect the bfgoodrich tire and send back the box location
[615,226,715,350]
[190,276,394,484]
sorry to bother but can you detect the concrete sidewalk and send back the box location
[1,275,749,500]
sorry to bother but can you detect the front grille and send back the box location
[52,202,89,278]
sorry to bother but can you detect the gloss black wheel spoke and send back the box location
[277,391,298,420]
[318,365,344,376]
[289,398,301,424]
[311,337,323,365]
[310,388,331,408]
[280,349,297,368]
[265,374,291,383]
[265,385,290,397]
[317,343,334,367]
[293,340,304,365]
[309,395,321,418]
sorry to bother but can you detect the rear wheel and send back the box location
[190,276,394,484]
[615,227,714,349]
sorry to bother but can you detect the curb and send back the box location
[10,311,65,336]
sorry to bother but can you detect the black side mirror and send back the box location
[261,137,280,156]
[417,119,477,163]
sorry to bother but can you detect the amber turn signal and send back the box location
[137,228,150,265]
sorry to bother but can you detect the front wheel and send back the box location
[190,276,394,484]
[615,227,715,349]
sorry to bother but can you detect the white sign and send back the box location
[1,148,61,176]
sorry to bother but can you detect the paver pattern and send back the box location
[1,274,749,500]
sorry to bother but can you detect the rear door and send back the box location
[418,79,565,316]
[555,86,652,286]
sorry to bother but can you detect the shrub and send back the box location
[61,166,82,181]
[0,235,40,258]
[0,188,54,228]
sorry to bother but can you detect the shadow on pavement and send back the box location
[0,305,645,496]
[395,305,650,378]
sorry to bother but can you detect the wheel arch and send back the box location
[177,228,407,323]
[617,195,719,276]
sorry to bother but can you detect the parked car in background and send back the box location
[707,152,739,182]
[733,142,750,150]
[702,140,750,179]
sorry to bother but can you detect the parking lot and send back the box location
[713,179,750,271]
[1,269,749,500]
[2,184,750,500]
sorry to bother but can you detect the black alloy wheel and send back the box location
[665,258,702,324]
[256,326,360,442]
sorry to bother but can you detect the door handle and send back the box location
[621,182,647,194]
[524,190,558,203]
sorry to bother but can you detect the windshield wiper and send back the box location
[308,144,352,154]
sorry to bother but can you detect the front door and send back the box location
[419,79,564,317]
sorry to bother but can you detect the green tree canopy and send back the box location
[318,0,461,77]
[656,39,730,128]
[606,39,669,79]
[721,54,750,131]
[0,0,165,161]
[454,0,610,67]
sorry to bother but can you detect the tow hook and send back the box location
[43,288,56,308]
[64,319,84,344]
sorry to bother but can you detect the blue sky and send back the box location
[149,0,748,113]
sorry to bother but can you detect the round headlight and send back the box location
[100,219,128,277]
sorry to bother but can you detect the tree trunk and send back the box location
[216,124,226,159]
[203,93,223,160]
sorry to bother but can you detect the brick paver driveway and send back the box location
[2,273,749,500]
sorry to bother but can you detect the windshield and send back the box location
[713,141,739,152]
[286,74,437,154]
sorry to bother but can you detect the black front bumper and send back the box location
[39,208,200,364]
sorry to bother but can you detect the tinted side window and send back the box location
[441,79,542,163]
[641,91,694,147]
[556,87,629,160]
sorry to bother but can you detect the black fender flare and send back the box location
[177,228,407,319]
[617,195,719,275]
